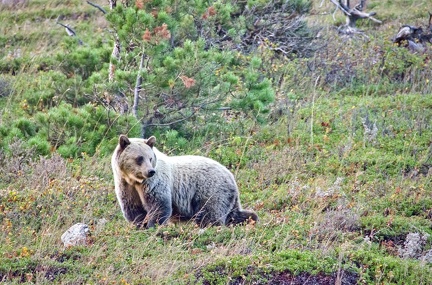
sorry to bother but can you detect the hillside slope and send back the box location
[1,0,432,284]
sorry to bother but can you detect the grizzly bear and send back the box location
[111,135,258,228]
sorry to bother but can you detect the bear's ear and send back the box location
[146,136,156,148]
[119,135,131,150]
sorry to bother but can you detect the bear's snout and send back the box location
[147,169,156,177]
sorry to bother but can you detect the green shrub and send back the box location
[56,42,110,81]
[0,103,141,158]
[27,136,50,156]
[14,118,36,137]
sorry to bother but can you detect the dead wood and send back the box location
[329,0,381,35]
[392,13,432,54]
[196,0,318,58]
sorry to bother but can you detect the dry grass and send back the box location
[0,0,108,61]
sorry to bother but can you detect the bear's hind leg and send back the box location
[192,191,236,227]
[226,208,258,225]
[194,209,225,228]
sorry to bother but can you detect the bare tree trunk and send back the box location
[109,36,120,83]
[109,0,116,9]
[108,0,119,83]
[132,53,146,118]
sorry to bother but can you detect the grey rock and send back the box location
[421,249,432,263]
[61,223,90,247]
[398,232,429,259]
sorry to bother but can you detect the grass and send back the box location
[1,90,431,283]
[1,0,432,284]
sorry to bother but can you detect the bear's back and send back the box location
[159,153,234,182]
[154,150,238,218]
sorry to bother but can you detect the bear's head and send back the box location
[117,135,157,185]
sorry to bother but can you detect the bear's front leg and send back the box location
[145,195,172,228]
[123,204,148,228]
[118,181,148,228]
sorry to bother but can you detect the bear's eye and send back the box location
[136,156,144,165]
[149,157,152,162]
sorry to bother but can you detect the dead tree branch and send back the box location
[329,0,381,35]
[56,21,83,45]
[241,2,318,57]
[86,1,107,14]
[194,0,318,58]
[392,12,432,54]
